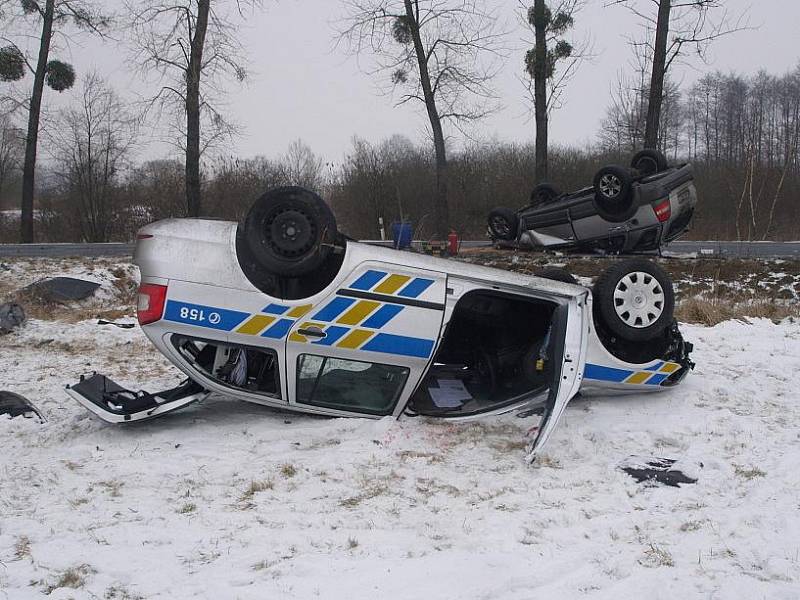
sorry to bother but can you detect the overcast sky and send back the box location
[17,0,798,165]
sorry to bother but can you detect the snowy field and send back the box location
[1,258,800,599]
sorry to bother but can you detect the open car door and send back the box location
[525,295,588,460]
[401,278,589,462]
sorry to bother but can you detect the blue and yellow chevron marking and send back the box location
[584,361,681,386]
[165,270,439,358]
[346,269,435,299]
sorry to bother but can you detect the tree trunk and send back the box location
[20,0,55,243]
[185,0,210,217]
[533,0,548,182]
[404,0,449,238]
[644,0,671,150]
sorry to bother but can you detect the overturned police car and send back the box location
[66,187,693,460]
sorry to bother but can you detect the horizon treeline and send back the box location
[1,66,800,243]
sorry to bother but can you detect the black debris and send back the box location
[97,319,135,329]
[0,302,25,333]
[23,277,100,303]
[620,456,698,488]
[0,391,44,422]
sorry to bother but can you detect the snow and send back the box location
[1,314,799,599]
[1,255,799,598]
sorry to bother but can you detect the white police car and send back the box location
[66,187,693,460]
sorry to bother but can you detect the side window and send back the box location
[172,336,281,398]
[296,354,409,416]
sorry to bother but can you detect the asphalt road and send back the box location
[1,240,799,259]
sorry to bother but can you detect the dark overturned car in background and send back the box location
[487,150,698,253]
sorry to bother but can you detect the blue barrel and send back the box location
[391,221,413,249]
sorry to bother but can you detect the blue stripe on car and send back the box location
[362,333,435,358]
[361,304,404,329]
[262,304,289,315]
[312,297,356,322]
[646,373,669,385]
[311,325,350,346]
[583,363,633,383]
[261,318,295,339]
[397,278,434,298]
[350,270,388,291]
[163,301,249,331]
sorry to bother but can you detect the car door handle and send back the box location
[298,327,326,339]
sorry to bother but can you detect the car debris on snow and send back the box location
[0,302,26,333]
[22,277,101,303]
[0,390,44,421]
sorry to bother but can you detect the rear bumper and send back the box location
[65,373,208,423]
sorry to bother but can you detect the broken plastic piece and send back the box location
[23,277,100,303]
[0,391,44,422]
[619,456,698,487]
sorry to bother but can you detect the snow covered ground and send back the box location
[1,262,800,599]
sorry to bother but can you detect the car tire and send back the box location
[593,165,635,223]
[631,149,668,176]
[243,186,337,278]
[593,259,675,343]
[529,183,560,208]
[487,207,519,241]
[537,267,578,285]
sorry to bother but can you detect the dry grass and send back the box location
[13,536,31,560]
[178,502,197,514]
[734,465,767,480]
[43,564,94,594]
[241,479,274,502]
[280,463,297,478]
[676,297,800,326]
[640,543,675,568]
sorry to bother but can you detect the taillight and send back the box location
[653,198,671,222]
[137,283,167,325]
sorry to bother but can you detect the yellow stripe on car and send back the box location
[660,362,681,374]
[237,315,276,335]
[337,300,380,325]
[337,329,374,349]
[287,304,313,318]
[625,371,652,385]
[374,274,411,294]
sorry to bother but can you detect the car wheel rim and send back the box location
[599,174,622,199]
[612,271,664,328]
[265,207,317,258]
[490,217,510,237]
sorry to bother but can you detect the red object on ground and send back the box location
[448,231,459,255]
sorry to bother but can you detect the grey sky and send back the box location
[20,0,797,165]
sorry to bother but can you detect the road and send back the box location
[1,240,799,259]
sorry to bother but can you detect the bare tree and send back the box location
[0,113,23,205]
[47,74,138,241]
[339,0,505,237]
[523,0,588,182]
[128,0,261,217]
[0,0,110,242]
[609,0,749,150]
[280,139,326,192]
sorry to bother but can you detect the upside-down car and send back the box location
[487,149,698,253]
[66,187,693,461]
